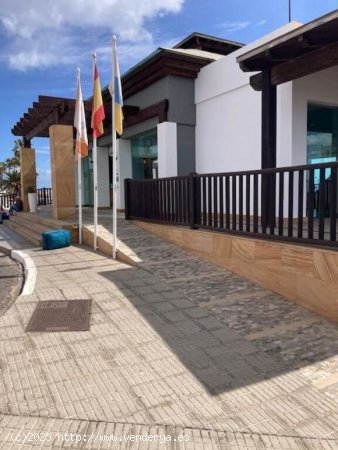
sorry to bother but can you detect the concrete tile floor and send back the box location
[0,222,337,449]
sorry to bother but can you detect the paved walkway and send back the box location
[0,249,22,317]
[0,222,337,449]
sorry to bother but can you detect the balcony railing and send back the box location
[0,193,15,209]
[125,162,338,248]
[0,188,52,209]
[37,187,52,206]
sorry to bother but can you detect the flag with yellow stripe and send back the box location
[91,62,105,138]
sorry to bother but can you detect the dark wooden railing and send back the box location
[37,188,52,205]
[125,162,338,248]
[0,188,52,209]
[0,193,15,209]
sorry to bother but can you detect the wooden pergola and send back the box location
[12,95,94,145]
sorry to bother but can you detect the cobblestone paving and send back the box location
[0,222,337,449]
[110,219,338,403]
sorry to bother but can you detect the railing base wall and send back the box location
[135,221,338,323]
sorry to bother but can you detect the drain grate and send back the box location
[26,299,92,332]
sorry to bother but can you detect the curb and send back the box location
[11,250,37,296]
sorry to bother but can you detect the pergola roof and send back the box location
[174,32,243,55]
[237,9,338,90]
[12,40,227,141]
[121,46,222,98]
[12,95,92,140]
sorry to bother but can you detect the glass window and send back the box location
[307,103,338,184]
[131,129,158,180]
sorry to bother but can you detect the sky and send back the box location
[0,0,337,187]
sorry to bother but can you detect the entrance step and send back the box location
[3,213,66,247]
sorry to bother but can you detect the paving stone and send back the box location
[0,253,23,316]
[0,219,337,450]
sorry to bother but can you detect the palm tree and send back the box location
[4,139,22,173]
[0,170,21,195]
[0,139,23,193]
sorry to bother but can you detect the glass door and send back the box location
[307,104,338,217]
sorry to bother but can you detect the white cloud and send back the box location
[35,146,50,155]
[0,0,184,70]
[216,21,251,34]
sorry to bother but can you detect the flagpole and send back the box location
[112,36,117,260]
[93,53,98,251]
[77,68,83,245]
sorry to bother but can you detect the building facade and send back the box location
[11,10,338,213]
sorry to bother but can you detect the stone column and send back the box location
[49,125,76,219]
[20,148,37,212]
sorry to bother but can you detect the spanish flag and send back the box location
[74,71,88,157]
[91,62,105,138]
[109,40,123,135]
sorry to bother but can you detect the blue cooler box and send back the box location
[42,229,71,250]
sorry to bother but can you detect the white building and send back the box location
[195,19,338,176]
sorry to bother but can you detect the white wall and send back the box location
[195,51,262,174]
[196,57,338,176]
[195,22,303,176]
[157,122,177,177]
[277,82,293,168]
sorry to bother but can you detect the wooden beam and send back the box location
[250,41,338,91]
[124,99,169,128]
[28,107,52,117]
[26,107,61,140]
[261,69,276,170]
[23,137,31,148]
[123,105,140,116]
[103,99,169,136]
[24,113,33,121]
[123,51,211,98]
[250,73,263,91]
[38,95,69,105]
[261,69,277,230]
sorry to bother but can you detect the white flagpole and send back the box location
[77,68,83,245]
[112,36,117,260]
[93,53,98,251]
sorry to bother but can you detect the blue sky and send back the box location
[0,0,337,187]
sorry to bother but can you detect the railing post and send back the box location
[189,172,199,229]
[124,178,132,220]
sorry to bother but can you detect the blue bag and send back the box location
[42,229,71,250]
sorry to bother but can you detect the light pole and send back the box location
[289,0,292,22]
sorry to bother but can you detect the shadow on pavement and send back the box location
[98,265,338,396]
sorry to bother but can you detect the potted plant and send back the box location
[26,186,37,213]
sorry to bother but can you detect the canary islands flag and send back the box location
[91,62,105,138]
[74,72,88,157]
[109,43,123,135]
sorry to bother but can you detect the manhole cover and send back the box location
[26,300,92,332]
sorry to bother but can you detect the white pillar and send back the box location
[97,146,110,207]
[157,122,177,178]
